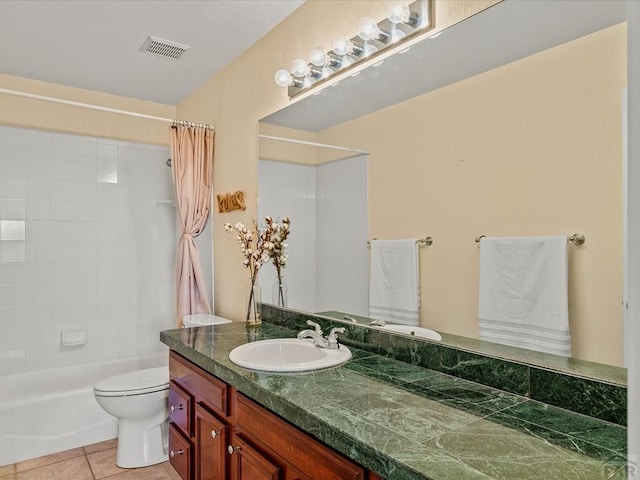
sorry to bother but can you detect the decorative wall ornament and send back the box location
[217,191,246,213]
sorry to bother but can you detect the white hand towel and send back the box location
[478,236,571,357]
[369,239,420,326]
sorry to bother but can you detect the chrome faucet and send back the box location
[369,319,386,327]
[297,320,345,350]
[326,326,346,349]
[297,320,327,347]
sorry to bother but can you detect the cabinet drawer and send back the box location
[169,381,192,437]
[235,393,364,480]
[170,351,228,416]
[169,423,192,480]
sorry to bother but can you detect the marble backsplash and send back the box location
[261,304,627,427]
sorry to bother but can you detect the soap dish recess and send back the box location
[60,327,88,347]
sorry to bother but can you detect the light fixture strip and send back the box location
[276,0,433,99]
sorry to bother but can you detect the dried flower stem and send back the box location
[224,220,274,321]
[265,216,291,307]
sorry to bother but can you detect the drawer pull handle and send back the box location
[211,429,223,439]
[227,445,241,455]
[170,449,184,458]
[170,404,183,413]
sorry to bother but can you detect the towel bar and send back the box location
[475,233,585,245]
[367,237,433,246]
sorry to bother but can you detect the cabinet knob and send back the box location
[211,428,223,439]
[227,445,242,455]
[170,449,184,458]
[170,404,183,413]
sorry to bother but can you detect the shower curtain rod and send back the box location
[258,133,369,155]
[0,87,213,130]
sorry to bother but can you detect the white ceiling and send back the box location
[0,0,304,105]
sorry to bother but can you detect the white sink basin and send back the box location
[379,324,442,341]
[229,338,351,373]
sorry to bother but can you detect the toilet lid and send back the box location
[94,367,169,396]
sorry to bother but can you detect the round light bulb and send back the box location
[290,58,310,77]
[309,47,327,67]
[341,55,355,69]
[274,69,292,87]
[332,35,352,56]
[358,17,380,41]
[388,3,410,24]
[391,27,406,43]
[363,44,378,57]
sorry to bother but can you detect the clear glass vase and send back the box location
[245,282,262,325]
[272,278,288,307]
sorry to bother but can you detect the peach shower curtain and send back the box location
[170,125,214,327]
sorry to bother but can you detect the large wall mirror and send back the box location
[258,0,628,375]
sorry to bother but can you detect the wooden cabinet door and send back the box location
[195,404,227,480]
[169,423,192,480]
[235,393,364,480]
[285,467,313,480]
[229,434,282,480]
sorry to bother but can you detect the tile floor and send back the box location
[0,439,181,480]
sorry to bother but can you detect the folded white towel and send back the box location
[478,236,571,357]
[369,239,420,326]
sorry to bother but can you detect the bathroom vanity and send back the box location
[161,320,627,480]
[168,350,374,480]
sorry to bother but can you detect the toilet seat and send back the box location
[94,367,169,397]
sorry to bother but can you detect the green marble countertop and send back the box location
[160,322,627,480]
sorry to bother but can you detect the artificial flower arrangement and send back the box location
[265,216,291,306]
[224,216,291,323]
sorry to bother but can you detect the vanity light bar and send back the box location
[274,0,434,98]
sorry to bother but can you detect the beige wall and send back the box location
[0,73,174,145]
[258,123,318,165]
[175,0,499,331]
[316,23,626,366]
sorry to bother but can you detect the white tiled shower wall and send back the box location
[315,156,368,317]
[258,160,318,312]
[0,125,198,375]
[258,156,368,316]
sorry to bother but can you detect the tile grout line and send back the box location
[85,452,97,480]
[7,440,178,480]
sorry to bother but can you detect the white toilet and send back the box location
[94,367,169,468]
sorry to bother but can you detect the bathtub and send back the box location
[0,352,168,466]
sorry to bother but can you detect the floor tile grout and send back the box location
[3,438,178,480]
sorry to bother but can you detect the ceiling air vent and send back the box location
[140,36,190,60]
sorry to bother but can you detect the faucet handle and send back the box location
[327,327,346,349]
[306,320,323,335]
